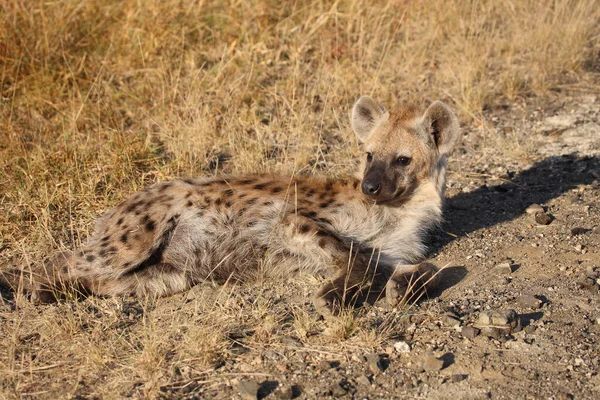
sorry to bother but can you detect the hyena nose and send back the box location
[361,180,381,196]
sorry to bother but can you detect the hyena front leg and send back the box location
[385,262,440,306]
[311,235,390,313]
[274,215,387,313]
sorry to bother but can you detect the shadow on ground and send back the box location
[432,153,600,251]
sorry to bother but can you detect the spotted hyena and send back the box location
[25,96,459,312]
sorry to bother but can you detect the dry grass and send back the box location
[1,0,599,397]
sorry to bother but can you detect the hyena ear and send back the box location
[351,96,387,142]
[422,101,460,154]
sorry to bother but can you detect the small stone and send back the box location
[571,227,587,236]
[524,325,537,334]
[577,275,597,290]
[394,341,411,353]
[421,352,444,371]
[275,385,299,400]
[237,380,259,400]
[356,375,371,386]
[526,204,544,215]
[461,326,480,339]
[517,295,542,309]
[365,353,384,374]
[330,382,348,397]
[535,211,552,225]
[481,326,507,339]
[450,374,467,383]
[495,262,513,275]
[442,313,462,328]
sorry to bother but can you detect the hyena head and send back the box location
[351,96,460,204]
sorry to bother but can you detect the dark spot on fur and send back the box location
[86,255,95,262]
[196,210,205,217]
[184,178,195,185]
[102,235,110,242]
[264,200,274,206]
[319,192,329,200]
[224,189,234,196]
[225,201,232,207]
[99,250,106,258]
[142,215,150,223]
[117,217,124,226]
[238,208,247,216]
[318,217,332,225]
[306,189,316,197]
[237,193,247,199]
[108,246,117,254]
[146,220,156,232]
[215,198,223,206]
[187,201,193,207]
[158,183,172,192]
[271,187,283,194]
[240,179,254,185]
[122,262,131,269]
[325,181,333,191]
[247,220,258,227]
[316,230,328,237]
[253,183,267,190]
[247,198,258,205]
[299,224,311,234]
[319,201,331,208]
[302,211,317,218]
[203,196,212,205]
[123,215,179,276]
[353,180,359,189]
[120,233,128,244]
[318,237,328,248]
[100,242,108,248]
[185,191,193,199]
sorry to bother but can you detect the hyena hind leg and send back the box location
[385,262,441,306]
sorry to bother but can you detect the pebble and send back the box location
[525,204,544,214]
[450,374,467,383]
[356,375,371,386]
[461,326,480,339]
[524,325,537,334]
[481,326,508,339]
[330,381,348,397]
[570,227,587,236]
[276,385,300,400]
[237,380,259,400]
[394,341,411,353]
[420,352,444,371]
[517,295,542,309]
[495,262,514,275]
[365,353,384,374]
[442,313,462,328]
[534,211,552,225]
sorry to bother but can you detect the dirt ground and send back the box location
[2,89,599,400]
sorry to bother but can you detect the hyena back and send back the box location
[26,96,460,311]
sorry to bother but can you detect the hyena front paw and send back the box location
[386,262,439,306]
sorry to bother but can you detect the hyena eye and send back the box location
[366,152,373,163]
[396,156,411,166]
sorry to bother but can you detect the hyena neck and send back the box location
[368,176,445,264]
